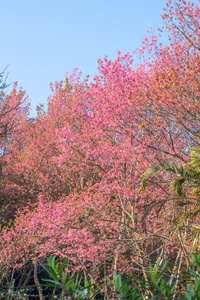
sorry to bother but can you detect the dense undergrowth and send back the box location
[2,254,200,299]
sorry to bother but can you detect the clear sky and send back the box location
[0,0,189,116]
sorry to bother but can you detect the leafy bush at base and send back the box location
[23,254,200,300]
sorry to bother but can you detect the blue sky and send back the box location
[0,0,183,116]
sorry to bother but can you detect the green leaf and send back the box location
[58,258,69,274]
[42,278,64,288]
[38,260,54,279]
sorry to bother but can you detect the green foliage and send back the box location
[34,254,200,299]
[112,272,142,299]
[38,256,101,299]
[5,254,200,299]
[142,145,200,253]
[181,254,200,300]
[142,145,200,198]
[138,261,176,300]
